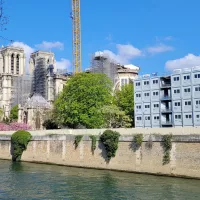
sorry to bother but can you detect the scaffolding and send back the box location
[11,75,32,107]
[90,52,118,85]
[32,58,48,99]
[47,64,55,102]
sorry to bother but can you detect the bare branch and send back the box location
[0,0,9,31]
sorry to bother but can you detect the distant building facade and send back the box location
[18,93,51,130]
[29,51,68,103]
[0,46,29,117]
[114,64,140,91]
[90,52,140,90]
[134,67,200,127]
[0,47,69,119]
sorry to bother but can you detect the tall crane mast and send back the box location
[71,0,82,74]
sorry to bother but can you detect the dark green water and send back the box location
[0,160,200,200]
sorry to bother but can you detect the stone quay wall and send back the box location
[0,128,200,179]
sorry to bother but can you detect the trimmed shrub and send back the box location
[11,130,32,161]
[100,130,120,161]
[89,135,97,154]
[74,135,83,149]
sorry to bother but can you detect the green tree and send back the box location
[10,105,18,121]
[102,105,132,128]
[0,107,4,121]
[54,73,113,128]
[113,83,134,127]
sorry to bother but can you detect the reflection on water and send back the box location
[0,160,200,199]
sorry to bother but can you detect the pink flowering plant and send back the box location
[0,122,31,131]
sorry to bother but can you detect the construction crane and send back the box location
[71,0,82,74]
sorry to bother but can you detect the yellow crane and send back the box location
[71,0,82,74]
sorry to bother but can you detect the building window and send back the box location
[145,105,150,108]
[196,115,200,119]
[154,116,159,120]
[11,54,14,74]
[137,117,142,120]
[184,88,190,93]
[136,94,141,98]
[194,74,200,78]
[184,75,190,80]
[175,102,181,106]
[121,79,128,86]
[186,115,192,119]
[144,92,149,97]
[195,87,200,92]
[144,81,149,85]
[145,116,150,120]
[136,82,141,86]
[196,100,200,105]
[136,105,141,109]
[153,91,159,96]
[175,115,181,119]
[185,101,191,106]
[154,104,159,108]
[16,54,20,75]
[174,77,180,81]
[153,80,158,84]
[174,89,180,94]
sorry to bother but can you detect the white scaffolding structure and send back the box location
[90,52,119,85]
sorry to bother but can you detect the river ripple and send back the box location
[0,160,200,200]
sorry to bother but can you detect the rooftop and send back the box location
[135,66,200,80]
[24,93,51,108]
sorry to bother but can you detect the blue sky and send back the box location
[1,0,200,75]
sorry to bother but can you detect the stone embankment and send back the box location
[0,127,200,179]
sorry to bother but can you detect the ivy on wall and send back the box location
[74,135,83,149]
[89,135,97,154]
[133,134,143,147]
[162,134,172,165]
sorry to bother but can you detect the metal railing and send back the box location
[160,96,171,100]
[160,83,171,88]
[161,121,173,125]
[161,108,172,113]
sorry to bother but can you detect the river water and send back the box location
[0,160,200,200]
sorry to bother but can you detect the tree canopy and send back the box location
[54,73,113,128]
[0,107,3,121]
[101,105,132,128]
[113,83,134,127]
[10,105,18,121]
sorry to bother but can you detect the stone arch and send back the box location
[35,110,42,130]
[3,56,5,73]
[11,53,14,74]
[23,111,28,124]
[113,80,120,92]
[16,54,20,74]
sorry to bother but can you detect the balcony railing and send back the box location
[160,83,171,88]
[161,108,172,113]
[161,121,173,125]
[160,96,171,100]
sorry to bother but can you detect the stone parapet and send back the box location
[1,133,200,179]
